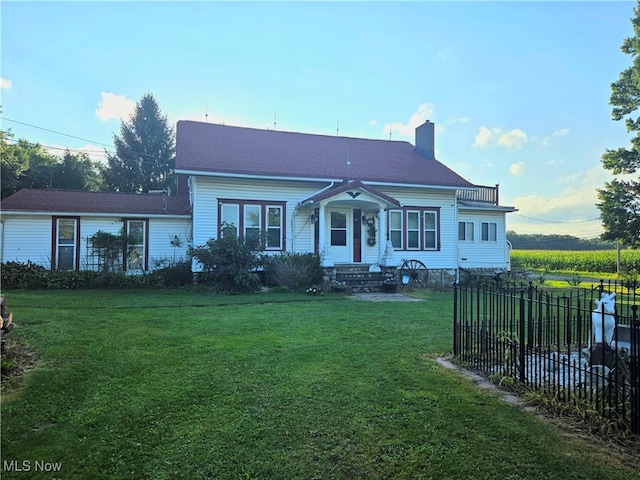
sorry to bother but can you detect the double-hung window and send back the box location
[125,219,148,271]
[387,208,440,251]
[266,206,283,250]
[54,217,79,271]
[244,205,261,245]
[221,204,240,237]
[424,212,437,249]
[389,211,403,249]
[481,222,497,242]
[218,200,285,250]
[458,222,474,241]
[406,211,420,249]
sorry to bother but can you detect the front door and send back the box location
[328,208,351,263]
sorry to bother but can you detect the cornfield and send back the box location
[510,249,640,273]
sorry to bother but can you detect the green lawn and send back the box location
[1,289,638,480]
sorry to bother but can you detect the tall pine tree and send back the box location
[105,93,175,193]
[597,2,640,248]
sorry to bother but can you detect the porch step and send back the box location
[333,265,395,293]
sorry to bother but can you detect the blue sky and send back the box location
[1,1,636,237]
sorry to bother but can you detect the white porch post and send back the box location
[319,203,333,266]
[379,207,397,267]
[378,207,387,261]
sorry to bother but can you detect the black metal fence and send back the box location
[453,279,640,434]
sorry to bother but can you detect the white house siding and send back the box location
[78,217,125,270]
[376,186,459,270]
[1,214,191,272]
[1,215,53,268]
[80,216,191,271]
[191,178,476,268]
[191,176,329,258]
[457,209,510,270]
[147,217,192,268]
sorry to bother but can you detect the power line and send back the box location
[513,213,600,224]
[1,118,173,165]
[1,116,112,148]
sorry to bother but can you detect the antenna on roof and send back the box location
[205,104,208,122]
[337,119,339,136]
[274,113,277,131]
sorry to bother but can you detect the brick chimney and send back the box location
[415,120,435,159]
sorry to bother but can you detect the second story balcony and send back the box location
[456,184,499,206]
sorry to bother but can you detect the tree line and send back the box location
[1,93,175,199]
[506,232,619,251]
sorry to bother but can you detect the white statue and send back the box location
[591,292,616,345]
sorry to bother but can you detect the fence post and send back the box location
[453,284,459,356]
[631,304,639,435]
[519,288,526,383]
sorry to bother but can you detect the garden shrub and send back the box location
[262,253,323,290]
[148,261,193,287]
[190,225,262,294]
[1,261,49,289]
[0,261,176,290]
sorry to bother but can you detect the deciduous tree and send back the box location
[598,2,640,248]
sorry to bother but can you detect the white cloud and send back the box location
[535,127,571,147]
[547,158,564,166]
[384,103,436,138]
[369,119,377,126]
[436,115,470,135]
[473,126,528,150]
[0,77,13,90]
[506,165,608,235]
[509,162,527,176]
[95,92,136,122]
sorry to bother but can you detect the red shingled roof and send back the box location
[0,189,191,216]
[175,121,475,189]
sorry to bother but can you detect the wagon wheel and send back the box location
[400,259,428,288]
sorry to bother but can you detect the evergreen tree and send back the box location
[597,2,640,248]
[104,93,175,193]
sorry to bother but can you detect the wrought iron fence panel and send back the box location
[453,281,639,434]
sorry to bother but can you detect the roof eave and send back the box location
[178,169,476,191]
[0,210,191,218]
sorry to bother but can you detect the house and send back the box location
[0,189,191,272]
[175,119,516,286]
[0,119,516,287]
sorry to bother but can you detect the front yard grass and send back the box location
[1,289,638,479]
